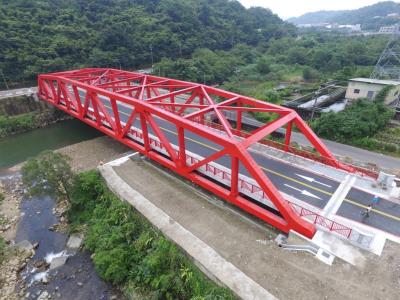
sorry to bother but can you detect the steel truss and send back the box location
[38,68,357,238]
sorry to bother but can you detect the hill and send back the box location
[0,0,294,84]
[288,1,400,30]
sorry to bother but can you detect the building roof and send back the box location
[349,78,400,86]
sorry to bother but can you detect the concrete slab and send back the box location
[322,175,356,217]
[312,231,366,266]
[14,240,33,252]
[49,255,68,270]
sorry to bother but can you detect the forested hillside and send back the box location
[288,1,400,30]
[0,0,294,85]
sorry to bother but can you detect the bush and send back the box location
[311,100,395,143]
[69,171,236,299]
[0,113,36,138]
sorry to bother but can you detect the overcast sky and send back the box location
[238,0,396,19]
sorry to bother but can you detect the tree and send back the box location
[302,67,317,81]
[256,57,271,74]
[22,151,73,201]
[311,100,394,142]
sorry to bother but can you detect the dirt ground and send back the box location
[57,136,130,172]
[114,158,400,300]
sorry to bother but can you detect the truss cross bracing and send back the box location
[38,68,372,238]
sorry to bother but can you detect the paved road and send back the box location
[237,113,400,171]
[0,87,37,99]
[95,98,400,237]
[295,133,400,171]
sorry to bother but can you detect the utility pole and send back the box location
[371,23,400,80]
[310,89,320,121]
[150,45,154,68]
[0,69,9,90]
[179,42,182,58]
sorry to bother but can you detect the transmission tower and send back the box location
[371,24,400,80]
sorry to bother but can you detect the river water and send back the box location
[0,120,124,298]
[0,119,102,169]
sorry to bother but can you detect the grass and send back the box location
[68,170,236,300]
[0,237,6,264]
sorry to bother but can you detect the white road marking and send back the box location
[296,174,332,188]
[284,184,322,200]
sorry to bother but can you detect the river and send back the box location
[0,119,124,299]
[0,119,103,169]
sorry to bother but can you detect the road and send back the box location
[92,96,400,237]
[0,87,37,100]
[236,113,400,171]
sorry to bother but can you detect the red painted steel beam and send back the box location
[37,68,351,239]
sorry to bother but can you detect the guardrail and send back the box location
[122,122,355,240]
[192,118,379,180]
[85,109,369,244]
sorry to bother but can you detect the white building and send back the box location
[379,25,399,34]
[345,78,400,105]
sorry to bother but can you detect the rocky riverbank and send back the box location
[0,170,31,300]
[0,136,130,299]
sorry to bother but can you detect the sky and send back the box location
[238,0,395,19]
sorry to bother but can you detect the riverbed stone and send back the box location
[37,290,50,300]
[66,234,83,250]
[14,240,33,252]
[49,256,68,270]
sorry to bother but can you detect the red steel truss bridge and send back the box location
[37,68,377,239]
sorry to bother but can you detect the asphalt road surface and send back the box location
[0,87,37,99]
[77,90,400,237]
[236,113,400,171]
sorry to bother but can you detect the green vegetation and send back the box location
[69,170,236,299]
[155,33,386,93]
[0,193,4,204]
[0,113,36,138]
[353,126,400,156]
[0,110,69,138]
[0,0,293,87]
[22,151,73,201]
[311,99,395,143]
[0,236,6,264]
[21,152,235,299]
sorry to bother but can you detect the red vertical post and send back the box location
[199,94,205,125]
[230,156,239,197]
[178,127,186,168]
[140,112,151,153]
[237,110,242,132]
[170,87,175,113]
[284,121,292,152]
[110,98,122,137]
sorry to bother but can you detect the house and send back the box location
[345,78,400,106]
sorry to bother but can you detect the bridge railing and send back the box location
[191,117,379,180]
[113,116,355,240]
[81,110,371,245]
